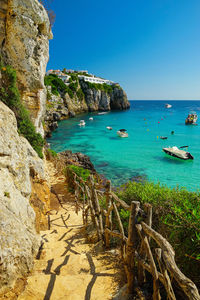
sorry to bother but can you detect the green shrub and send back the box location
[44,74,75,99]
[64,164,91,195]
[66,87,74,99]
[44,74,67,96]
[117,180,200,283]
[83,81,117,94]
[70,73,78,81]
[66,164,90,182]
[68,82,78,92]
[0,63,44,158]
[76,88,84,101]
[47,148,57,157]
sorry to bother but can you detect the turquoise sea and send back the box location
[48,100,200,191]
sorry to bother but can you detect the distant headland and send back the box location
[44,68,130,137]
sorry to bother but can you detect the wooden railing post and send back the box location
[143,237,161,300]
[125,201,140,294]
[155,248,176,300]
[144,203,152,228]
[105,180,112,247]
[90,175,104,241]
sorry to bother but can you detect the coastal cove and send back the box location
[48,100,200,191]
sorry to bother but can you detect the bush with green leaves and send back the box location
[116,180,200,284]
[66,164,90,182]
[76,88,85,101]
[0,63,44,158]
[83,81,118,94]
[64,164,91,194]
[47,148,57,157]
[44,74,68,96]
[68,81,78,93]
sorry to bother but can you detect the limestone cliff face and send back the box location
[45,80,130,136]
[79,81,130,112]
[0,0,52,136]
[0,101,45,290]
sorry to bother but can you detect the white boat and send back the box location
[89,117,93,121]
[163,146,193,160]
[117,129,128,138]
[98,112,108,115]
[78,120,86,126]
[165,103,172,108]
[106,126,112,130]
[185,111,198,125]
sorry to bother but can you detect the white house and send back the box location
[78,75,114,85]
[58,73,70,83]
[46,70,70,83]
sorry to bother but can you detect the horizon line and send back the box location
[129,99,200,101]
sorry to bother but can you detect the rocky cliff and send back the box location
[0,101,45,291]
[0,0,53,293]
[45,77,130,136]
[80,80,130,112]
[0,0,52,136]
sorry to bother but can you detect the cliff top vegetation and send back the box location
[0,62,44,158]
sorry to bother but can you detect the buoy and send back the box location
[161,118,163,120]
[158,122,160,124]
[157,136,159,139]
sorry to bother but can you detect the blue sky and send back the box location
[47,0,200,100]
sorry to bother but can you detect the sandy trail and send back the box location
[18,163,121,299]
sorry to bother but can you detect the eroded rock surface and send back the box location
[80,80,130,112]
[0,101,45,291]
[0,0,52,136]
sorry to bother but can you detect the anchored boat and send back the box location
[185,111,198,125]
[165,103,172,108]
[163,146,194,160]
[117,129,128,138]
[78,120,86,126]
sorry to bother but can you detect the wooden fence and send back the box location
[69,171,200,300]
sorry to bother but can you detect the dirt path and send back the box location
[18,162,121,300]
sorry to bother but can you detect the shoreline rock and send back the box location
[44,81,130,137]
[59,150,96,173]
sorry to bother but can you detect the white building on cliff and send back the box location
[78,75,114,85]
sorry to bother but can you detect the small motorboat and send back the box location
[117,129,128,138]
[163,146,194,160]
[185,111,198,125]
[106,126,112,130]
[160,136,168,140]
[165,103,172,108]
[78,120,86,126]
[89,117,93,121]
[98,112,108,115]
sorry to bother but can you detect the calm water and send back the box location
[48,100,200,191]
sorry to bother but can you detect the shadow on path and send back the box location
[43,255,70,300]
[84,252,114,300]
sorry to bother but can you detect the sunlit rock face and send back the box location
[80,81,130,112]
[0,101,45,290]
[0,0,52,136]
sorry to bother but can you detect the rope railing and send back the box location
[68,171,200,300]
